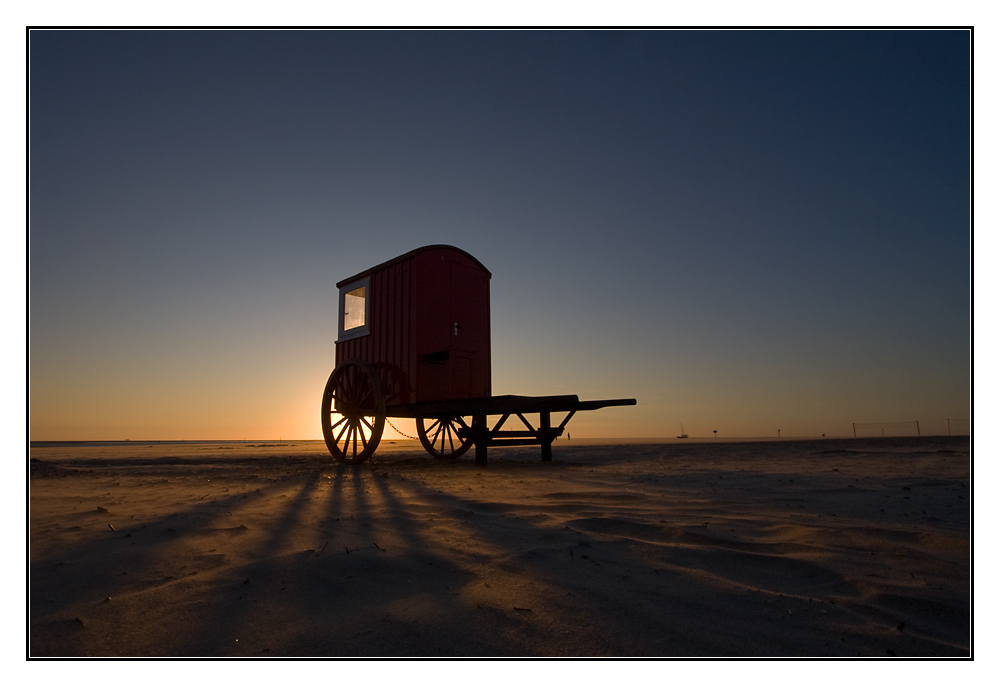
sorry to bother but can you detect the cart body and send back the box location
[334,245,491,406]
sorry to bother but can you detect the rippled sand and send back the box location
[29,437,969,656]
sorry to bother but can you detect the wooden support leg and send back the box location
[474,413,488,467]
[540,411,552,462]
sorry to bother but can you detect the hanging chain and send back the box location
[385,417,420,441]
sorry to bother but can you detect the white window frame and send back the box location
[337,276,371,342]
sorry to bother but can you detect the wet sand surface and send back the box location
[29,436,970,657]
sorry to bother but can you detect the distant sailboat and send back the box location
[677,423,688,439]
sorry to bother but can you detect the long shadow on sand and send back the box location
[30,442,970,657]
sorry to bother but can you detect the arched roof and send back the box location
[337,244,491,288]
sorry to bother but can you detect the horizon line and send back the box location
[29,434,966,446]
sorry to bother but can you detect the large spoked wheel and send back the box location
[417,416,473,459]
[321,359,386,464]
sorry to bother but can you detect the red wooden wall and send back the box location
[335,245,491,406]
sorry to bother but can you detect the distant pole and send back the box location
[947,419,951,436]
[915,421,920,437]
[852,423,856,438]
[713,430,717,439]
[777,429,781,438]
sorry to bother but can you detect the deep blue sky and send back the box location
[29,30,970,439]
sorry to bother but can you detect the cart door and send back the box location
[414,250,490,402]
[449,261,489,399]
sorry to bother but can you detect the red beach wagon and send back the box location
[321,245,634,466]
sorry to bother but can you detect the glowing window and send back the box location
[338,277,370,342]
[344,286,366,330]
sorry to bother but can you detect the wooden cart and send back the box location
[321,245,635,466]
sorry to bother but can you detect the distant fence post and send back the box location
[852,420,924,438]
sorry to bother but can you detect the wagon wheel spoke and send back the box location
[359,416,373,431]
[332,385,347,412]
[335,419,351,444]
[342,423,349,452]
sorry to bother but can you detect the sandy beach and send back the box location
[29,436,970,657]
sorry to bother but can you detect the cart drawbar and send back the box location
[321,245,635,466]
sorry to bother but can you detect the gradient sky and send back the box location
[29,30,970,440]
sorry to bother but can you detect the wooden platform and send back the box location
[387,394,637,466]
